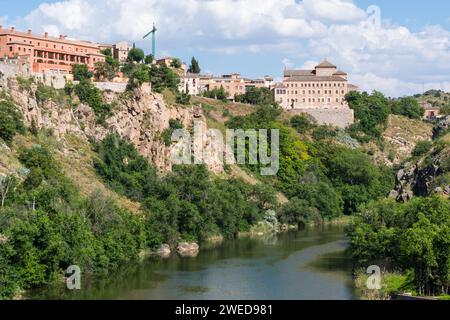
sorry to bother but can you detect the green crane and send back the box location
[143,23,157,58]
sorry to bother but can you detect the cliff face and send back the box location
[390,125,450,201]
[367,115,434,167]
[1,77,223,173]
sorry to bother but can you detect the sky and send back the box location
[1,0,450,97]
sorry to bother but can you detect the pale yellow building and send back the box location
[274,59,358,110]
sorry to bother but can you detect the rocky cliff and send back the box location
[1,77,223,174]
[390,118,450,201]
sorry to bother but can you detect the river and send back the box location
[28,225,357,300]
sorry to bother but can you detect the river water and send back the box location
[28,225,357,300]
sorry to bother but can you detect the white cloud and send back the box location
[9,0,450,96]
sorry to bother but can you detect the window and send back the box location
[303,98,305,102]
[342,90,345,94]
[9,46,12,52]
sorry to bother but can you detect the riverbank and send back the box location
[26,225,355,300]
[353,269,450,300]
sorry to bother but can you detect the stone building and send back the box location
[0,26,105,74]
[419,101,441,120]
[179,74,201,95]
[112,41,130,63]
[274,59,358,110]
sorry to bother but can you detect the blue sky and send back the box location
[1,0,450,96]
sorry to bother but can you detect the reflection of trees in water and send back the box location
[27,259,169,300]
[28,226,349,299]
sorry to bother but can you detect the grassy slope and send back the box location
[4,132,142,214]
[364,115,433,166]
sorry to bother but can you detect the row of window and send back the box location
[279,97,345,104]
[276,89,346,95]
[7,37,93,53]
[286,82,344,88]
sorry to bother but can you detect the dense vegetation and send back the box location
[346,91,390,143]
[234,87,274,105]
[225,104,394,223]
[347,196,449,296]
[203,86,229,102]
[0,143,147,299]
[93,134,275,244]
[73,79,113,124]
[188,57,201,74]
[390,97,425,120]
[0,100,25,145]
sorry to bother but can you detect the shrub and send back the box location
[391,97,425,120]
[72,64,93,81]
[0,101,25,145]
[74,80,112,124]
[290,114,315,134]
[127,64,150,91]
[412,141,433,157]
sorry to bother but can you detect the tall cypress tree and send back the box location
[188,57,201,74]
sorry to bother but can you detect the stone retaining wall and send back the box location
[94,82,127,93]
[288,108,355,128]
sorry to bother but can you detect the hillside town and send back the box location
[2,26,445,129]
[0,13,449,304]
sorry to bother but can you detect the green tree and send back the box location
[94,61,116,81]
[74,80,112,124]
[188,57,201,74]
[144,54,154,65]
[101,48,112,57]
[0,100,25,145]
[149,65,180,93]
[346,91,390,142]
[412,141,433,157]
[290,114,315,134]
[127,64,150,90]
[235,87,274,105]
[170,58,182,69]
[391,97,425,120]
[127,48,145,63]
[72,64,93,81]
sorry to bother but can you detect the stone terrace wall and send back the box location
[33,73,68,89]
[94,82,127,93]
[0,61,23,78]
[289,108,355,129]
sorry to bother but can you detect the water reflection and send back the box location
[28,225,356,300]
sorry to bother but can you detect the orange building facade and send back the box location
[0,26,105,74]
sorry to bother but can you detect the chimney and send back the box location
[27,29,32,35]
[44,32,48,38]
[0,25,3,32]
[10,26,15,32]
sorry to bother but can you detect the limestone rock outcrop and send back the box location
[390,141,449,201]
[2,78,223,174]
